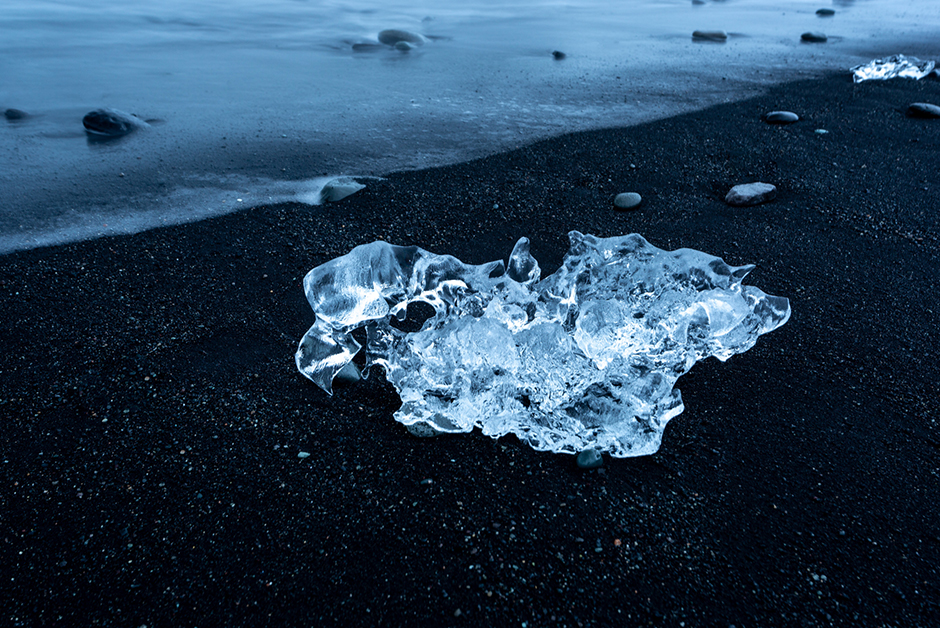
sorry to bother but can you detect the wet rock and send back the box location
[576,449,604,469]
[725,182,777,207]
[613,192,642,209]
[801,32,827,43]
[552,50,566,60]
[763,110,799,124]
[320,177,365,202]
[82,108,150,137]
[395,41,416,52]
[692,30,727,42]
[816,8,835,16]
[378,29,426,47]
[4,108,28,121]
[906,102,940,119]
[352,42,384,53]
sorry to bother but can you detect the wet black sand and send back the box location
[1,74,939,627]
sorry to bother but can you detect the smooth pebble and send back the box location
[725,182,777,207]
[378,29,426,46]
[907,102,940,119]
[816,8,835,16]
[763,110,799,124]
[801,32,828,43]
[614,192,642,209]
[692,30,727,42]
[82,108,149,136]
[4,108,28,121]
[552,50,566,60]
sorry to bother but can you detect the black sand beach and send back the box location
[2,74,938,627]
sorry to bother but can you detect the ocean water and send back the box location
[1,0,937,253]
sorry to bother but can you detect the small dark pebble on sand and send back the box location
[82,108,149,137]
[906,102,940,119]
[692,30,727,42]
[801,32,828,43]
[4,108,28,121]
[763,110,799,124]
[816,8,835,16]
[552,50,566,60]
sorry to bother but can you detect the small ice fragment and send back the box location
[296,232,790,457]
[298,452,311,459]
[851,54,936,83]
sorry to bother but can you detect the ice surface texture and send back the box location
[296,232,790,457]
[851,54,936,83]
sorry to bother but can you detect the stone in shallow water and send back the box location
[552,50,566,60]
[613,192,642,209]
[378,29,426,47]
[816,8,835,16]
[82,108,150,136]
[763,111,799,124]
[907,103,940,119]
[352,42,384,53]
[801,32,827,43]
[725,182,777,207]
[4,108,28,121]
[295,232,791,457]
[692,30,727,42]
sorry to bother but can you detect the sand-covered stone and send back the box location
[725,182,777,206]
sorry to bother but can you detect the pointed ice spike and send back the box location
[507,237,541,284]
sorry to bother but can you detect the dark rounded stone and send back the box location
[378,29,425,47]
[692,30,728,42]
[816,8,835,16]
[4,108,28,121]
[763,110,799,124]
[801,32,828,43]
[82,108,148,137]
[552,50,566,60]
[906,103,940,119]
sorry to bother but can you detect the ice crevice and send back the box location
[296,232,790,458]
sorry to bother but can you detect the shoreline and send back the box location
[2,73,939,626]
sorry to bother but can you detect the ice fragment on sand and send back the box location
[296,232,791,458]
[851,54,936,83]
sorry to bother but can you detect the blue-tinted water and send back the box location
[1,0,937,253]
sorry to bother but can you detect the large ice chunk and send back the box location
[296,232,791,457]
